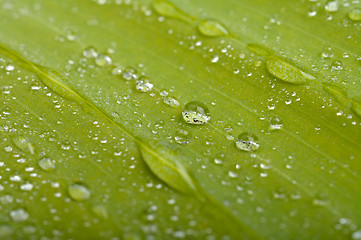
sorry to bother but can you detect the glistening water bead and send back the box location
[182,101,210,125]
[236,132,260,152]
[68,183,91,201]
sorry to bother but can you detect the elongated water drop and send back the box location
[136,77,153,92]
[68,183,91,201]
[325,0,339,12]
[152,0,194,23]
[197,19,229,37]
[348,8,361,21]
[182,101,210,124]
[247,43,272,57]
[266,56,315,84]
[12,136,34,155]
[83,46,98,58]
[236,132,260,152]
[92,205,108,219]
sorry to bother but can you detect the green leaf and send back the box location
[0,0,361,239]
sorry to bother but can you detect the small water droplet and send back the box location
[174,128,190,145]
[352,230,361,240]
[20,183,34,191]
[66,30,77,41]
[197,19,229,37]
[111,66,123,76]
[95,54,112,67]
[5,65,14,72]
[92,204,108,219]
[269,116,283,130]
[12,136,35,155]
[10,208,29,222]
[38,157,56,172]
[136,77,153,92]
[348,8,361,21]
[182,101,210,125]
[68,182,91,201]
[228,171,238,178]
[83,46,98,58]
[321,46,334,59]
[211,55,219,63]
[0,225,13,237]
[164,96,180,107]
[236,132,260,152]
[331,60,342,70]
[122,67,139,80]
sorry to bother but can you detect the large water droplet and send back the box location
[164,96,180,108]
[269,116,283,130]
[321,46,334,59]
[348,8,361,21]
[10,208,29,222]
[95,54,112,67]
[83,46,98,58]
[136,77,153,92]
[12,136,35,155]
[38,157,56,172]
[266,56,315,84]
[236,132,260,152]
[182,101,210,125]
[197,19,229,37]
[174,128,190,145]
[122,67,139,81]
[325,0,339,12]
[68,182,91,201]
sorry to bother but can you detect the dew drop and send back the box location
[10,208,29,222]
[266,56,315,84]
[122,67,139,80]
[197,19,229,37]
[0,225,13,237]
[211,55,219,63]
[66,30,77,41]
[92,204,108,219]
[321,46,334,59]
[111,66,123,76]
[20,183,34,191]
[95,54,112,67]
[68,182,91,201]
[236,132,260,152]
[348,8,361,21]
[331,60,342,70]
[325,0,339,12]
[164,96,180,107]
[136,77,153,92]
[38,157,56,172]
[352,230,361,240]
[12,136,35,155]
[5,65,14,72]
[174,128,190,145]
[83,46,98,58]
[269,116,283,130]
[182,101,210,125]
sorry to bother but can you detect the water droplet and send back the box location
[111,66,123,76]
[269,116,283,130]
[20,183,34,191]
[5,65,14,72]
[197,19,229,37]
[321,46,334,59]
[352,230,361,240]
[122,67,139,80]
[136,77,153,92]
[164,96,180,107]
[266,56,315,84]
[95,54,112,67]
[325,0,339,12]
[68,182,91,201]
[247,43,273,57]
[38,157,56,172]
[83,46,98,58]
[92,204,108,219]
[10,208,29,222]
[152,0,194,23]
[182,101,210,125]
[174,128,190,145]
[66,30,77,41]
[228,171,238,178]
[348,8,361,21]
[12,136,35,155]
[331,60,342,70]
[211,55,219,63]
[236,132,260,152]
